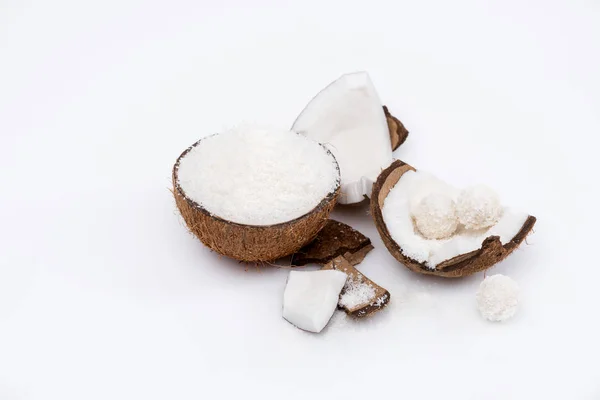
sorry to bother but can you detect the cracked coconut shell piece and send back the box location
[370,160,537,278]
[292,219,374,266]
[172,140,340,263]
[384,106,409,151]
[292,220,390,317]
[322,256,390,318]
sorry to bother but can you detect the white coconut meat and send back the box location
[176,126,340,226]
[292,72,393,204]
[282,270,348,333]
[382,170,530,269]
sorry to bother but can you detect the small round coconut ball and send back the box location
[456,185,502,230]
[412,193,459,240]
[476,274,519,322]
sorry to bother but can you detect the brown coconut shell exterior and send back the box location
[383,106,409,151]
[173,139,340,262]
[291,219,373,267]
[371,160,537,278]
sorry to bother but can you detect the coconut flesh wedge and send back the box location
[371,160,536,278]
[173,127,341,262]
[293,72,394,204]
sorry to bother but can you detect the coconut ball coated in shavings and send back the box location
[476,274,519,322]
[412,192,459,240]
[456,185,503,230]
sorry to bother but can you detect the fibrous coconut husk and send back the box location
[383,106,409,151]
[173,140,340,262]
[370,160,537,278]
[292,219,390,317]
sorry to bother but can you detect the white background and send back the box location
[1,0,599,398]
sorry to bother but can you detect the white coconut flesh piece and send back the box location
[292,72,393,204]
[282,270,348,333]
[176,126,340,226]
[382,170,530,269]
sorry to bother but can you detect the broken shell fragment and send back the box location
[323,256,390,317]
[383,105,409,151]
[292,219,373,267]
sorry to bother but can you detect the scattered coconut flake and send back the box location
[292,72,392,204]
[282,270,347,333]
[382,170,529,269]
[373,293,389,307]
[176,126,340,226]
[476,274,519,322]
[339,278,376,310]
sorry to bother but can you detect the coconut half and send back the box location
[371,160,536,278]
[292,72,399,204]
[173,128,341,262]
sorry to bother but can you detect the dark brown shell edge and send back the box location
[383,106,409,151]
[370,160,537,278]
[173,137,341,262]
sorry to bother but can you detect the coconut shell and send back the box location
[173,140,340,262]
[291,219,373,266]
[371,160,537,278]
[383,106,409,151]
[322,256,390,318]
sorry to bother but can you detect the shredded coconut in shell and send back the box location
[339,279,376,309]
[176,126,340,226]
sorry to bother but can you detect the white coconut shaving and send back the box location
[374,293,389,307]
[292,72,393,204]
[476,274,519,322]
[339,279,376,310]
[176,126,340,226]
[382,170,529,269]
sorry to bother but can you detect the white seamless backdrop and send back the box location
[1,0,598,399]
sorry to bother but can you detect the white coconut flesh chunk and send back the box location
[282,270,348,333]
[382,170,530,269]
[176,126,340,226]
[292,72,393,204]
